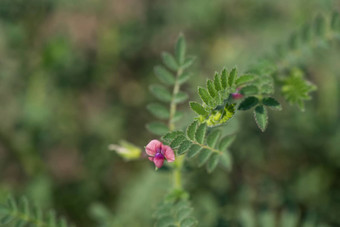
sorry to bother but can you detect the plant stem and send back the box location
[168,67,184,190]
[168,68,182,131]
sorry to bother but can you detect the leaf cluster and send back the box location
[281,68,317,111]
[190,68,243,127]
[271,12,340,64]
[190,66,283,131]
[0,195,72,227]
[146,34,195,135]
[153,199,197,227]
[163,121,234,173]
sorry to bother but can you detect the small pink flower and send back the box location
[145,140,175,168]
[231,88,243,100]
[231,92,243,99]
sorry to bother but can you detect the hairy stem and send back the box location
[168,69,183,131]
[168,68,184,190]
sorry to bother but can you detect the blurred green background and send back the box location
[0,0,339,226]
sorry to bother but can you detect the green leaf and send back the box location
[163,131,184,142]
[221,68,228,89]
[154,66,175,85]
[198,149,212,167]
[206,130,221,148]
[219,135,236,151]
[175,34,186,65]
[236,75,255,86]
[187,144,201,158]
[149,85,172,102]
[177,141,192,155]
[281,68,317,111]
[146,122,168,135]
[238,97,259,110]
[156,216,176,227]
[177,207,193,222]
[207,80,217,97]
[206,153,220,173]
[195,123,206,144]
[198,87,212,106]
[147,103,170,119]
[190,102,208,116]
[240,85,259,96]
[174,92,188,104]
[186,121,198,140]
[170,135,187,148]
[180,217,197,227]
[254,105,268,132]
[162,52,178,71]
[182,56,196,69]
[262,97,282,110]
[228,68,237,87]
[178,72,191,84]
[214,73,222,91]
[220,151,232,171]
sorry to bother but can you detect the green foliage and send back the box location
[238,97,259,111]
[147,103,170,119]
[153,198,197,227]
[189,102,208,116]
[234,206,330,227]
[240,85,259,96]
[162,52,179,71]
[154,66,176,85]
[163,122,235,173]
[146,34,195,135]
[146,122,169,136]
[175,34,186,65]
[254,105,268,132]
[206,130,221,148]
[281,68,317,111]
[262,97,282,110]
[269,12,340,68]
[190,68,242,127]
[1,2,340,227]
[235,74,255,86]
[0,195,71,227]
[149,85,172,102]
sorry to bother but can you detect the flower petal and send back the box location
[145,139,162,156]
[162,145,175,162]
[153,155,164,168]
[148,157,154,161]
[231,93,243,99]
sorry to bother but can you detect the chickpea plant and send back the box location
[143,12,339,227]
[0,11,339,227]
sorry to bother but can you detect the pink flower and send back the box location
[231,92,243,99]
[145,140,175,168]
[231,88,243,100]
